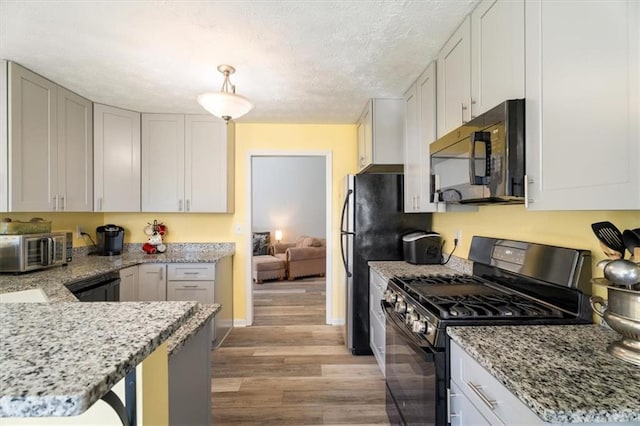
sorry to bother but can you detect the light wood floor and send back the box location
[211,276,390,425]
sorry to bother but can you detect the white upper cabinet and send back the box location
[525,0,639,210]
[1,61,8,212]
[471,0,524,116]
[404,62,439,213]
[142,114,185,212]
[57,86,93,212]
[357,99,404,173]
[94,103,141,212]
[141,114,234,213]
[6,62,92,212]
[437,16,471,138]
[185,115,234,213]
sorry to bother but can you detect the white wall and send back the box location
[251,156,326,242]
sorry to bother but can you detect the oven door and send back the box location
[383,301,446,426]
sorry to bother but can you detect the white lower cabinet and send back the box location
[137,264,167,301]
[166,263,216,342]
[119,265,138,302]
[369,268,387,376]
[450,340,544,426]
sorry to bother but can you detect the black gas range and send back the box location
[383,236,592,426]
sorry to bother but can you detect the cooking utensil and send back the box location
[603,259,640,289]
[591,221,626,259]
[622,229,640,259]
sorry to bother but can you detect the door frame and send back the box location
[245,150,333,326]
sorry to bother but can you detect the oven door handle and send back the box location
[382,300,437,361]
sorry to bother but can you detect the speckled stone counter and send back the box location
[0,301,197,417]
[447,325,640,424]
[0,244,233,360]
[368,256,472,281]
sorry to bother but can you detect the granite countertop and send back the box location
[0,301,198,417]
[368,256,472,281]
[0,245,232,360]
[448,325,640,424]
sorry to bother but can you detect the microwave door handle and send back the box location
[47,237,54,265]
[469,131,491,185]
[50,237,57,265]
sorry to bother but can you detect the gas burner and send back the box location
[423,293,563,319]
[396,274,484,286]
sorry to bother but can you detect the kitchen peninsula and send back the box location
[0,243,233,424]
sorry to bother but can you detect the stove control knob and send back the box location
[412,319,430,334]
[384,290,397,304]
[394,298,406,314]
[405,310,419,325]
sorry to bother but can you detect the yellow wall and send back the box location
[106,123,357,322]
[433,207,640,302]
[6,212,105,248]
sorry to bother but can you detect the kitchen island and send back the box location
[448,325,640,424]
[0,301,196,419]
[0,244,232,424]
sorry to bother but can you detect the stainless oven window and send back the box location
[384,301,446,426]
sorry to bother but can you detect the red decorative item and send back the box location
[142,242,157,254]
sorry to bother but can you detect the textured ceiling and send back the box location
[0,0,477,124]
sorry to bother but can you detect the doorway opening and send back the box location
[245,151,333,326]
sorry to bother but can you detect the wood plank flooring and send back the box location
[211,277,390,425]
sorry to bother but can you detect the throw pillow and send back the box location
[252,232,270,255]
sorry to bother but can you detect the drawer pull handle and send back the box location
[467,381,496,410]
[183,285,199,288]
[183,272,199,275]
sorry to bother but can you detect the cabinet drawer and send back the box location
[167,281,214,304]
[449,380,495,426]
[450,341,543,425]
[370,307,385,376]
[167,264,215,281]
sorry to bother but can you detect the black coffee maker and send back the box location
[96,224,125,256]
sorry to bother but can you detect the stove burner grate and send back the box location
[425,293,563,319]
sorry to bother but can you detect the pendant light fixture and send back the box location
[197,64,253,123]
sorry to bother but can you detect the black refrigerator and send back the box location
[340,173,432,355]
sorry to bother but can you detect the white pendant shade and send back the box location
[197,92,254,121]
[197,64,253,122]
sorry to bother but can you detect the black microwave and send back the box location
[430,99,525,205]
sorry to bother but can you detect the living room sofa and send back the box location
[270,236,326,280]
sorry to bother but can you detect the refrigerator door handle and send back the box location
[340,232,352,278]
[339,188,354,277]
[339,189,353,233]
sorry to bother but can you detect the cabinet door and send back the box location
[358,103,373,171]
[119,265,139,302]
[356,120,366,171]
[8,62,58,212]
[185,115,230,212]
[1,61,8,212]
[167,281,214,304]
[213,256,233,345]
[141,114,185,212]
[94,104,141,212]
[138,264,166,301]
[525,0,639,210]
[437,16,471,138]
[416,63,439,212]
[57,86,93,212]
[404,82,419,213]
[371,99,404,165]
[471,0,524,116]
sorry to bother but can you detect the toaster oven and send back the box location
[0,232,71,273]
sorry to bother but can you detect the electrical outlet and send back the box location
[76,225,84,239]
[235,224,242,235]
[455,229,462,243]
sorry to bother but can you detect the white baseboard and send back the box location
[330,318,345,326]
[233,319,248,327]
